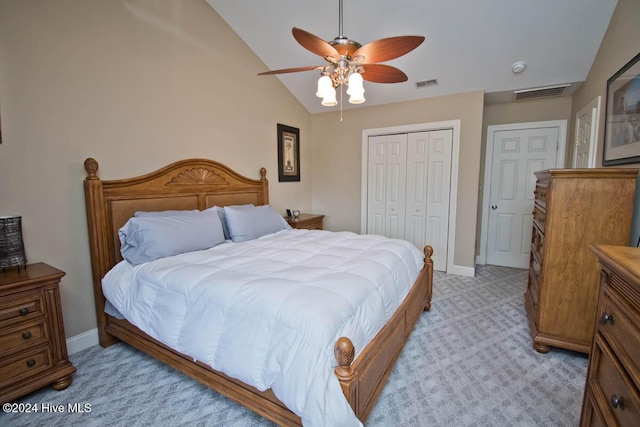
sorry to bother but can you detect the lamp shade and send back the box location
[321,86,338,106]
[0,216,27,270]
[316,75,333,98]
[347,72,365,104]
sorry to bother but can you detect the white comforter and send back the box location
[102,229,424,426]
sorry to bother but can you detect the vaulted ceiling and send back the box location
[207,0,618,114]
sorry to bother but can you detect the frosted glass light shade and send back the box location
[316,75,333,98]
[321,86,337,106]
[347,72,365,104]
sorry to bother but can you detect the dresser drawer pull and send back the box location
[600,313,615,325]
[19,308,29,316]
[610,395,625,410]
[26,359,36,368]
[22,331,32,339]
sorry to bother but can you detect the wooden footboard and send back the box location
[83,157,433,426]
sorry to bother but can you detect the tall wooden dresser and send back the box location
[581,245,640,426]
[525,168,637,354]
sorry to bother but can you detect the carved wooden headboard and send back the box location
[83,157,268,344]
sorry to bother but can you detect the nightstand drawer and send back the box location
[0,319,47,356]
[0,289,44,325]
[591,337,640,426]
[599,288,640,387]
[0,347,52,388]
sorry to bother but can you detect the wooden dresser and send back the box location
[0,263,76,403]
[525,168,637,354]
[285,213,325,230]
[581,245,640,426]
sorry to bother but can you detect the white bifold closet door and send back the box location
[366,129,452,271]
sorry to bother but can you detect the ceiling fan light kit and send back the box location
[258,0,424,108]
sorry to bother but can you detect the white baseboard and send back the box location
[66,328,99,355]
[448,264,476,277]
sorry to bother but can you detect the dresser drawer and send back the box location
[0,346,52,388]
[531,226,544,256]
[599,288,640,388]
[0,319,48,356]
[534,184,548,207]
[591,337,640,426]
[0,289,44,326]
[532,205,546,233]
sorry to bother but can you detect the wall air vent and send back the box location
[416,79,438,88]
[513,84,571,101]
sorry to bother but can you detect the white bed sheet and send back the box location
[102,229,424,426]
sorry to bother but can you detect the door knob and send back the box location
[491,205,498,210]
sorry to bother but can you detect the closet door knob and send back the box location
[491,204,498,210]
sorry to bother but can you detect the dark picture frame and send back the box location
[277,123,300,182]
[603,51,640,166]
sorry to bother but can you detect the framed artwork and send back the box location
[277,123,300,182]
[603,51,640,165]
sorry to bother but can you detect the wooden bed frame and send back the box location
[83,157,433,426]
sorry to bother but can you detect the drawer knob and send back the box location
[600,313,615,325]
[22,331,32,339]
[610,395,625,410]
[19,308,29,316]
[26,359,36,368]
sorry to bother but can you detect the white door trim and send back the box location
[477,120,567,265]
[361,119,471,276]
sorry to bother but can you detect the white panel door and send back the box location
[486,127,558,268]
[384,135,408,239]
[367,136,388,235]
[404,132,429,251]
[572,97,600,168]
[424,129,452,272]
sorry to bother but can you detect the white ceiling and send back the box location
[206,0,618,114]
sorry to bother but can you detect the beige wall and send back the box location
[571,0,640,168]
[570,0,640,243]
[0,0,311,337]
[310,91,485,269]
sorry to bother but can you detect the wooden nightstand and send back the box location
[286,213,325,230]
[0,263,76,403]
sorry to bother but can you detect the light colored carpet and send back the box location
[1,265,588,426]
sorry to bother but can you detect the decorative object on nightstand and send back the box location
[581,245,640,426]
[0,216,27,271]
[525,168,637,354]
[0,263,76,403]
[286,213,325,230]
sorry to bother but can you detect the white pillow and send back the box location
[119,211,225,265]
[223,205,290,242]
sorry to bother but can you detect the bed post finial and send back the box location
[423,245,433,265]
[260,167,267,179]
[84,158,99,180]
[334,337,355,381]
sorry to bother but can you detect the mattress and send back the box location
[102,229,423,426]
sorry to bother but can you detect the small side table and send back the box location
[0,263,76,403]
[286,213,325,230]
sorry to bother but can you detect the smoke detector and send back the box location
[512,61,527,73]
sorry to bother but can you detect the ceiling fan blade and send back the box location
[258,65,322,76]
[292,27,340,60]
[361,64,408,83]
[353,36,425,63]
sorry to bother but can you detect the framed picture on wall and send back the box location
[603,51,640,165]
[277,123,300,182]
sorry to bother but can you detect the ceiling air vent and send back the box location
[513,84,571,101]
[416,79,438,89]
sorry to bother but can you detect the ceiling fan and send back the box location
[258,0,425,106]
